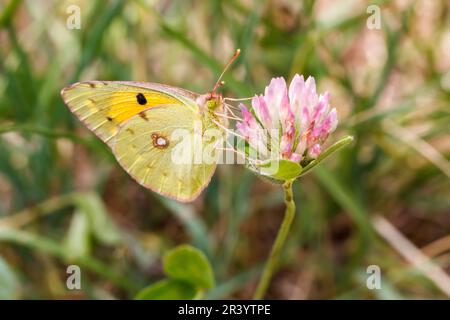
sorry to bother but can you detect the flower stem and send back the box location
[253,180,296,300]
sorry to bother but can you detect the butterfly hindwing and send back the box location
[113,104,218,202]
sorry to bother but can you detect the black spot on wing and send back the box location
[136,93,147,105]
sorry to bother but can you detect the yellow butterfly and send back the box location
[61,50,240,202]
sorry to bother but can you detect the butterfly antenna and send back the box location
[212,48,241,94]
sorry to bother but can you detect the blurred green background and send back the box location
[1,0,450,299]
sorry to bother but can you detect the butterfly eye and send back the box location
[206,99,218,110]
[136,93,147,105]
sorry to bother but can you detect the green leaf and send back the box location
[73,193,121,245]
[63,210,91,259]
[163,245,215,289]
[135,279,197,300]
[0,255,20,300]
[257,159,303,181]
[248,136,353,182]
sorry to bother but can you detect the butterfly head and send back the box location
[195,92,223,112]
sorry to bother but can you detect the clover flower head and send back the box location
[236,74,338,165]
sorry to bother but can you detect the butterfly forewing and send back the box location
[60,81,195,146]
[61,81,222,202]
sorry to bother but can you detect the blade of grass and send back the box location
[158,197,212,258]
[72,0,125,81]
[384,120,450,178]
[0,124,112,158]
[373,215,450,298]
[205,266,261,299]
[313,165,372,236]
[154,17,251,97]
[0,228,137,292]
[0,0,22,28]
